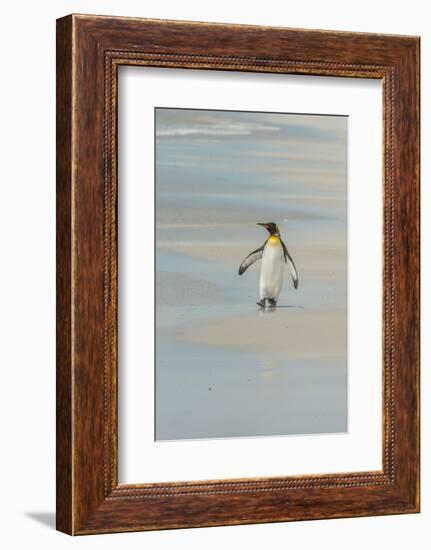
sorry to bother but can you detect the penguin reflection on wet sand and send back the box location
[238,223,298,308]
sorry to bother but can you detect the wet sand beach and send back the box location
[155,108,348,440]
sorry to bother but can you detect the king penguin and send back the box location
[238,222,298,308]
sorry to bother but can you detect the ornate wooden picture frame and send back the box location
[56,14,420,535]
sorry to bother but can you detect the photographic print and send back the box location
[155,107,347,441]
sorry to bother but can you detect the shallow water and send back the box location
[156,335,347,440]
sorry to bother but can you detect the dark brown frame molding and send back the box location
[56,14,420,535]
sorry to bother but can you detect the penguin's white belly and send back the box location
[260,239,284,300]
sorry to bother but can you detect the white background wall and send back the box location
[0,1,427,548]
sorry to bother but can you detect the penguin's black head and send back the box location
[257,222,280,236]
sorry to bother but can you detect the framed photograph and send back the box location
[56,14,420,535]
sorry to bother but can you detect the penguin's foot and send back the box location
[268,298,277,307]
[256,298,266,308]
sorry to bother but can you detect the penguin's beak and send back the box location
[257,222,270,231]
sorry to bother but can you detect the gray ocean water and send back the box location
[155,108,348,440]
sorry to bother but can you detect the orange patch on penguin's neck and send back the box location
[268,235,280,243]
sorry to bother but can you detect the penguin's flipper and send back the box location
[238,244,265,275]
[281,239,299,289]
